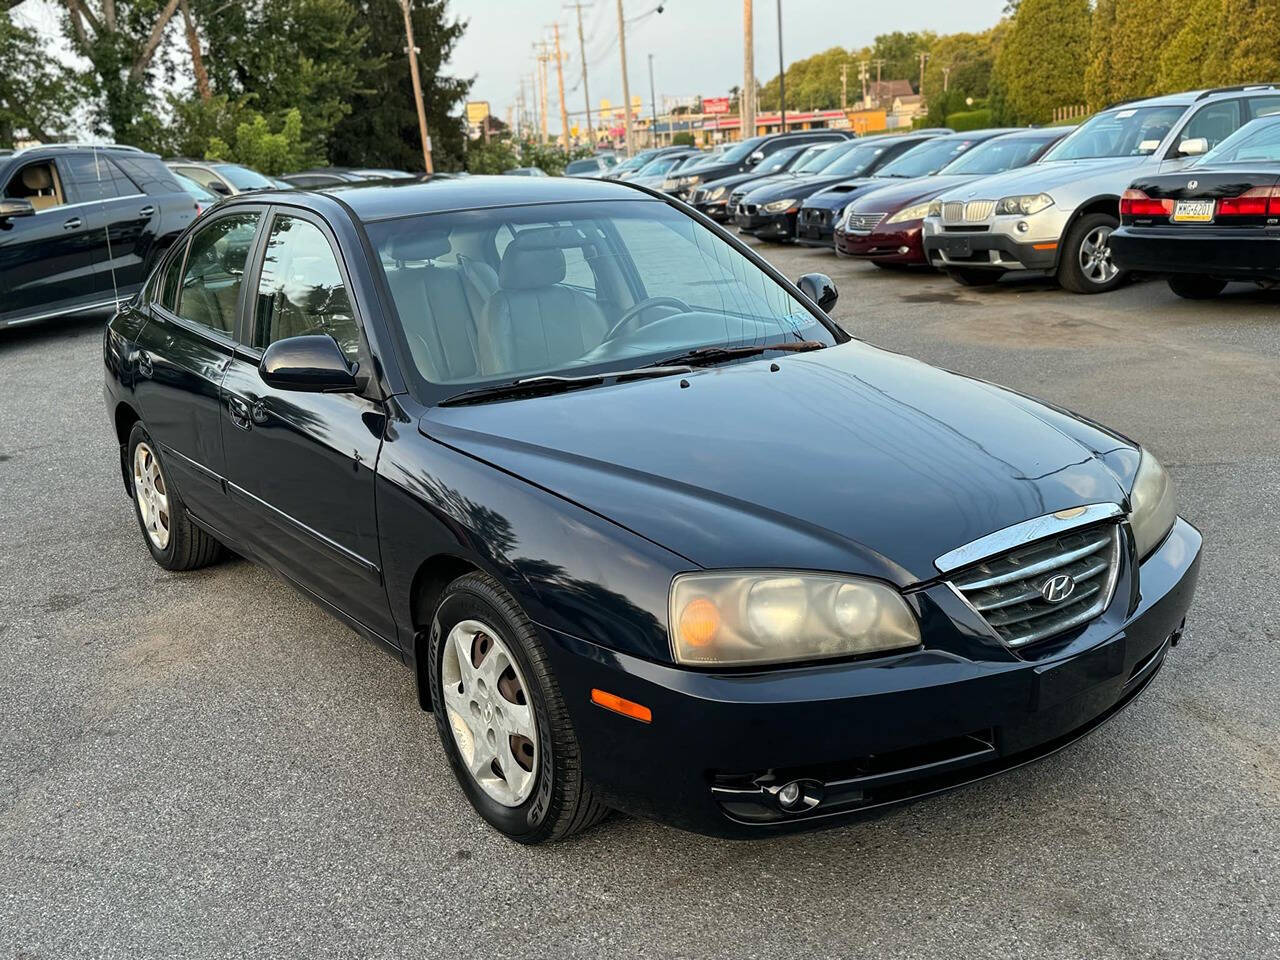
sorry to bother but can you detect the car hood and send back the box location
[847,174,978,214]
[936,156,1151,201]
[746,174,874,204]
[702,170,788,193]
[419,342,1131,585]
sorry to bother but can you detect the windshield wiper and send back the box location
[651,340,826,368]
[439,365,693,406]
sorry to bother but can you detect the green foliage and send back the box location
[994,0,1089,123]
[944,108,993,131]
[871,31,937,91]
[1083,0,1118,108]
[0,14,76,145]
[1158,0,1226,91]
[326,0,472,172]
[465,138,519,175]
[1217,0,1280,83]
[205,108,311,175]
[922,25,1004,105]
[758,47,853,111]
[671,132,695,147]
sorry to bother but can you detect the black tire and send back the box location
[1167,274,1227,300]
[126,423,223,571]
[429,572,609,844]
[945,267,1003,286]
[1057,212,1127,294]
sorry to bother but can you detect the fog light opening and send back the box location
[1016,220,1030,233]
[897,245,910,255]
[774,779,824,813]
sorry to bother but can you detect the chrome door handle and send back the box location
[227,396,252,430]
[63,217,82,230]
[139,205,156,217]
[135,351,153,378]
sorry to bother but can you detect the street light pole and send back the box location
[648,53,658,148]
[775,0,784,133]
[615,0,633,155]
[400,0,433,174]
[742,0,754,140]
[553,23,571,149]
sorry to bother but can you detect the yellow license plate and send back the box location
[1172,200,1214,223]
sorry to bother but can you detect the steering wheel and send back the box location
[604,296,692,342]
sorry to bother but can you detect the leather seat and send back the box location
[18,165,59,211]
[383,231,496,382]
[478,240,607,377]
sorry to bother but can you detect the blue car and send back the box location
[103,175,1201,841]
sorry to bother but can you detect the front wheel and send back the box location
[429,572,609,843]
[1168,274,1227,300]
[1058,213,1127,294]
[127,423,223,571]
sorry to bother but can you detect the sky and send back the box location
[445,0,1009,133]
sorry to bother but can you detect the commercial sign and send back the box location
[465,101,490,124]
[702,96,730,115]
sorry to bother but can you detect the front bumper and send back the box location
[735,207,797,240]
[693,198,732,221]
[542,517,1201,837]
[795,206,842,246]
[922,211,1067,273]
[1110,225,1280,279]
[837,222,926,263]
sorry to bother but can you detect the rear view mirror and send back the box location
[1178,137,1209,157]
[259,335,360,392]
[0,198,35,221]
[798,273,838,312]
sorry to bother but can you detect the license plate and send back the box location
[1172,199,1214,223]
[803,226,821,239]
[943,237,972,258]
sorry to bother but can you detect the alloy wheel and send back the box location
[441,619,539,807]
[1078,225,1118,285]
[133,442,171,550]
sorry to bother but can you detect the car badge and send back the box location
[1187,180,1198,189]
[1041,574,1076,604]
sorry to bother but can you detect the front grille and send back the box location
[691,188,705,203]
[949,523,1122,649]
[845,212,886,233]
[802,208,829,225]
[942,200,996,224]
[741,203,758,216]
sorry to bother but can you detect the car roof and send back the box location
[229,174,655,222]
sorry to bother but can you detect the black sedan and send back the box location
[1111,114,1280,298]
[104,175,1200,842]
[690,142,831,221]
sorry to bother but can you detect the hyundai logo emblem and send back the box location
[1187,180,1198,189]
[1041,574,1076,604]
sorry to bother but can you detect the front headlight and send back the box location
[885,201,933,224]
[669,571,921,666]
[1129,450,1177,560]
[762,198,798,213]
[995,193,1055,216]
[662,178,679,191]
[683,175,702,187]
[707,185,727,201]
[927,200,943,218]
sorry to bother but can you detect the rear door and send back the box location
[59,152,159,297]
[219,207,392,638]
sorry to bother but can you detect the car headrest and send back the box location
[385,229,451,261]
[21,165,51,191]
[499,243,566,290]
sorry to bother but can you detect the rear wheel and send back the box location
[1058,213,1126,294]
[429,572,609,843]
[1167,274,1227,300]
[945,267,1003,286]
[127,423,223,571]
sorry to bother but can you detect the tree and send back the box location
[206,107,311,175]
[1,11,76,144]
[327,0,471,172]
[1158,0,1226,91]
[1217,0,1280,83]
[1092,0,1181,103]
[994,0,1089,123]
[922,24,1005,109]
[871,31,937,92]
[1083,0,1118,108]
[757,47,850,111]
[59,0,184,141]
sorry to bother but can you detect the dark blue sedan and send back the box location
[103,175,1201,841]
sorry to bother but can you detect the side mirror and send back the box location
[747,150,765,166]
[0,198,35,221]
[259,335,360,392]
[798,273,838,312]
[208,181,233,196]
[1178,137,1209,157]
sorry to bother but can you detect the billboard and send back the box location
[465,101,490,124]
[702,96,730,115]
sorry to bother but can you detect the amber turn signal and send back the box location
[591,689,652,723]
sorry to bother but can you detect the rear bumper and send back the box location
[1110,225,1280,279]
[544,517,1202,837]
[837,222,926,263]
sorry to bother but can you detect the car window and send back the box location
[175,212,260,336]
[60,153,140,201]
[2,160,64,211]
[214,164,273,190]
[174,166,224,192]
[1173,100,1242,155]
[368,200,832,387]
[1045,105,1186,160]
[253,215,360,360]
[1200,117,1280,164]
[160,240,188,311]
[565,158,599,174]
[877,138,979,178]
[1247,95,1280,119]
[942,135,1058,175]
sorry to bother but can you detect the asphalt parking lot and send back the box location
[2,246,1278,960]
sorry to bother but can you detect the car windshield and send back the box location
[941,134,1057,175]
[821,140,903,177]
[719,137,766,164]
[213,163,273,190]
[755,146,804,174]
[636,155,686,177]
[368,199,834,390]
[1198,117,1280,164]
[565,158,600,174]
[173,172,217,201]
[876,137,980,178]
[794,142,856,173]
[1042,105,1186,160]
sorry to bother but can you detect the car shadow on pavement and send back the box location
[0,311,113,348]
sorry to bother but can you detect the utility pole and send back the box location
[553,23,571,149]
[742,0,755,140]
[400,0,433,174]
[840,63,847,112]
[648,54,658,148]
[775,0,784,132]
[918,51,929,100]
[568,1,595,146]
[533,40,551,143]
[873,57,885,88]
[942,66,951,92]
[859,59,868,107]
[615,0,633,155]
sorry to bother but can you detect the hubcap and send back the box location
[132,442,170,550]
[441,619,538,807]
[1079,225,1118,284]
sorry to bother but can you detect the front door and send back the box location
[219,209,393,639]
[132,209,263,528]
[0,158,103,324]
